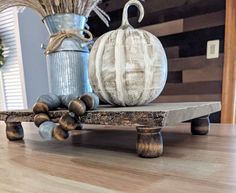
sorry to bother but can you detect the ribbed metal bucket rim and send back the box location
[42,13,88,23]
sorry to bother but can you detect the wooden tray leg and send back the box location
[136,126,163,158]
[191,115,210,135]
[6,122,24,141]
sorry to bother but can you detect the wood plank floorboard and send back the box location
[0,122,235,193]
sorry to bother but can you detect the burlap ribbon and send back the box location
[45,29,93,54]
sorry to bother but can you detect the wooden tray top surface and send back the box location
[0,102,221,127]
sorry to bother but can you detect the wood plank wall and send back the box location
[88,0,226,122]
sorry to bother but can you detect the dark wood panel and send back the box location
[168,54,224,72]
[167,71,182,83]
[210,112,221,123]
[89,0,225,37]
[179,40,224,57]
[183,11,225,31]
[142,11,224,37]
[161,81,222,95]
[98,0,198,15]
[160,26,224,48]
[165,46,179,58]
[141,19,183,37]
[182,66,223,83]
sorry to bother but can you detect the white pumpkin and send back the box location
[89,0,168,106]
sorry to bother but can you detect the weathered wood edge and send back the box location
[0,110,168,127]
[0,102,221,127]
[165,102,221,125]
[79,111,168,127]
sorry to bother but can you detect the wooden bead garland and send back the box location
[33,93,99,141]
[59,94,79,108]
[53,125,69,141]
[33,102,49,114]
[39,121,56,140]
[80,93,99,110]
[59,112,79,131]
[37,94,61,110]
[68,99,87,116]
[34,113,50,127]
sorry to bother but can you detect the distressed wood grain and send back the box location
[162,81,222,95]
[0,102,221,127]
[168,54,224,72]
[165,46,179,58]
[183,10,225,31]
[140,10,225,37]
[182,66,223,83]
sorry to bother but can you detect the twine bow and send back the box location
[45,29,93,54]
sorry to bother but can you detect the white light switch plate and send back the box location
[207,40,220,59]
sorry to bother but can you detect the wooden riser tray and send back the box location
[0,102,221,158]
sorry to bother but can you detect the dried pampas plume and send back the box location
[0,0,110,26]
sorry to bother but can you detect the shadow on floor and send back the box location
[19,126,195,158]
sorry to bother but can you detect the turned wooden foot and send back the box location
[191,116,210,135]
[6,122,24,141]
[136,127,163,158]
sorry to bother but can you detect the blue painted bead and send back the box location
[37,94,61,110]
[59,94,79,108]
[39,121,56,140]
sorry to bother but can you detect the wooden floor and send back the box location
[0,122,235,193]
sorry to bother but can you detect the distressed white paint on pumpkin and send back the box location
[89,0,168,106]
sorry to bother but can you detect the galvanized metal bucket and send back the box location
[43,14,92,96]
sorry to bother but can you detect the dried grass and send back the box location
[0,0,109,26]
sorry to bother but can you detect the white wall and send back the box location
[17,8,49,108]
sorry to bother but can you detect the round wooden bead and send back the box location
[34,113,50,127]
[59,112,78,131]
[59,94,79,108]
[39,121,56,140]
[80,93,100,110]
[68,99,86,116]
[53,125,69,141]
[37,94,61,110]
[33,102,49,114]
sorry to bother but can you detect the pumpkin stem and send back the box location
[120,0,144,29]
